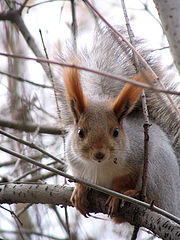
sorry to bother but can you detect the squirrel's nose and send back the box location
[94,152,105,161]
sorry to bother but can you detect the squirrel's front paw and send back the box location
[71,183,89,217]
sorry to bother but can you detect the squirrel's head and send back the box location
[63,66,147,164]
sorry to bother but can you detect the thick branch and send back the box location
[0,183,180,240]
[0,183,73,206]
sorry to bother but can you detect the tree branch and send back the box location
[0,183,180,240]
[0,52,180,96]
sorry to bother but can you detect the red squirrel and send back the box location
[58,26,180,222]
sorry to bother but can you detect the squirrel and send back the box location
[57,26,180,222]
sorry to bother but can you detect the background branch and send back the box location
[0,118,65,135]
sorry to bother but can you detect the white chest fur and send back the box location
[69,156,128,189]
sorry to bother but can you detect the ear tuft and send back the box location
[112,70,153,120]
[63,66,87,123]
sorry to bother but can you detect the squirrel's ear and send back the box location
[112,71,153,121]
[63,66,87,123]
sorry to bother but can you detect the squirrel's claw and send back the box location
[106,196,120,217]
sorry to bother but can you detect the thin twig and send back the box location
[121,1,152,238]
[12,161,57,182]
[10,204,26,240]
[0,205,23,226]
[121,0,140,70]
[121,1,151,200]
[141,91,150,200]
[0,159,16,167]
[39,29,61,120]
[64,207,71,239]
[0,71,52,89]
[18,0,29,13]
[19,0,69,12]
[26,170,58,182]
[140,1,162,26]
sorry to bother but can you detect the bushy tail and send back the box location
[146,73,180,158]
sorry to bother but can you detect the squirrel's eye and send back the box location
[113,128,119,138]
[78,129,85,139]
